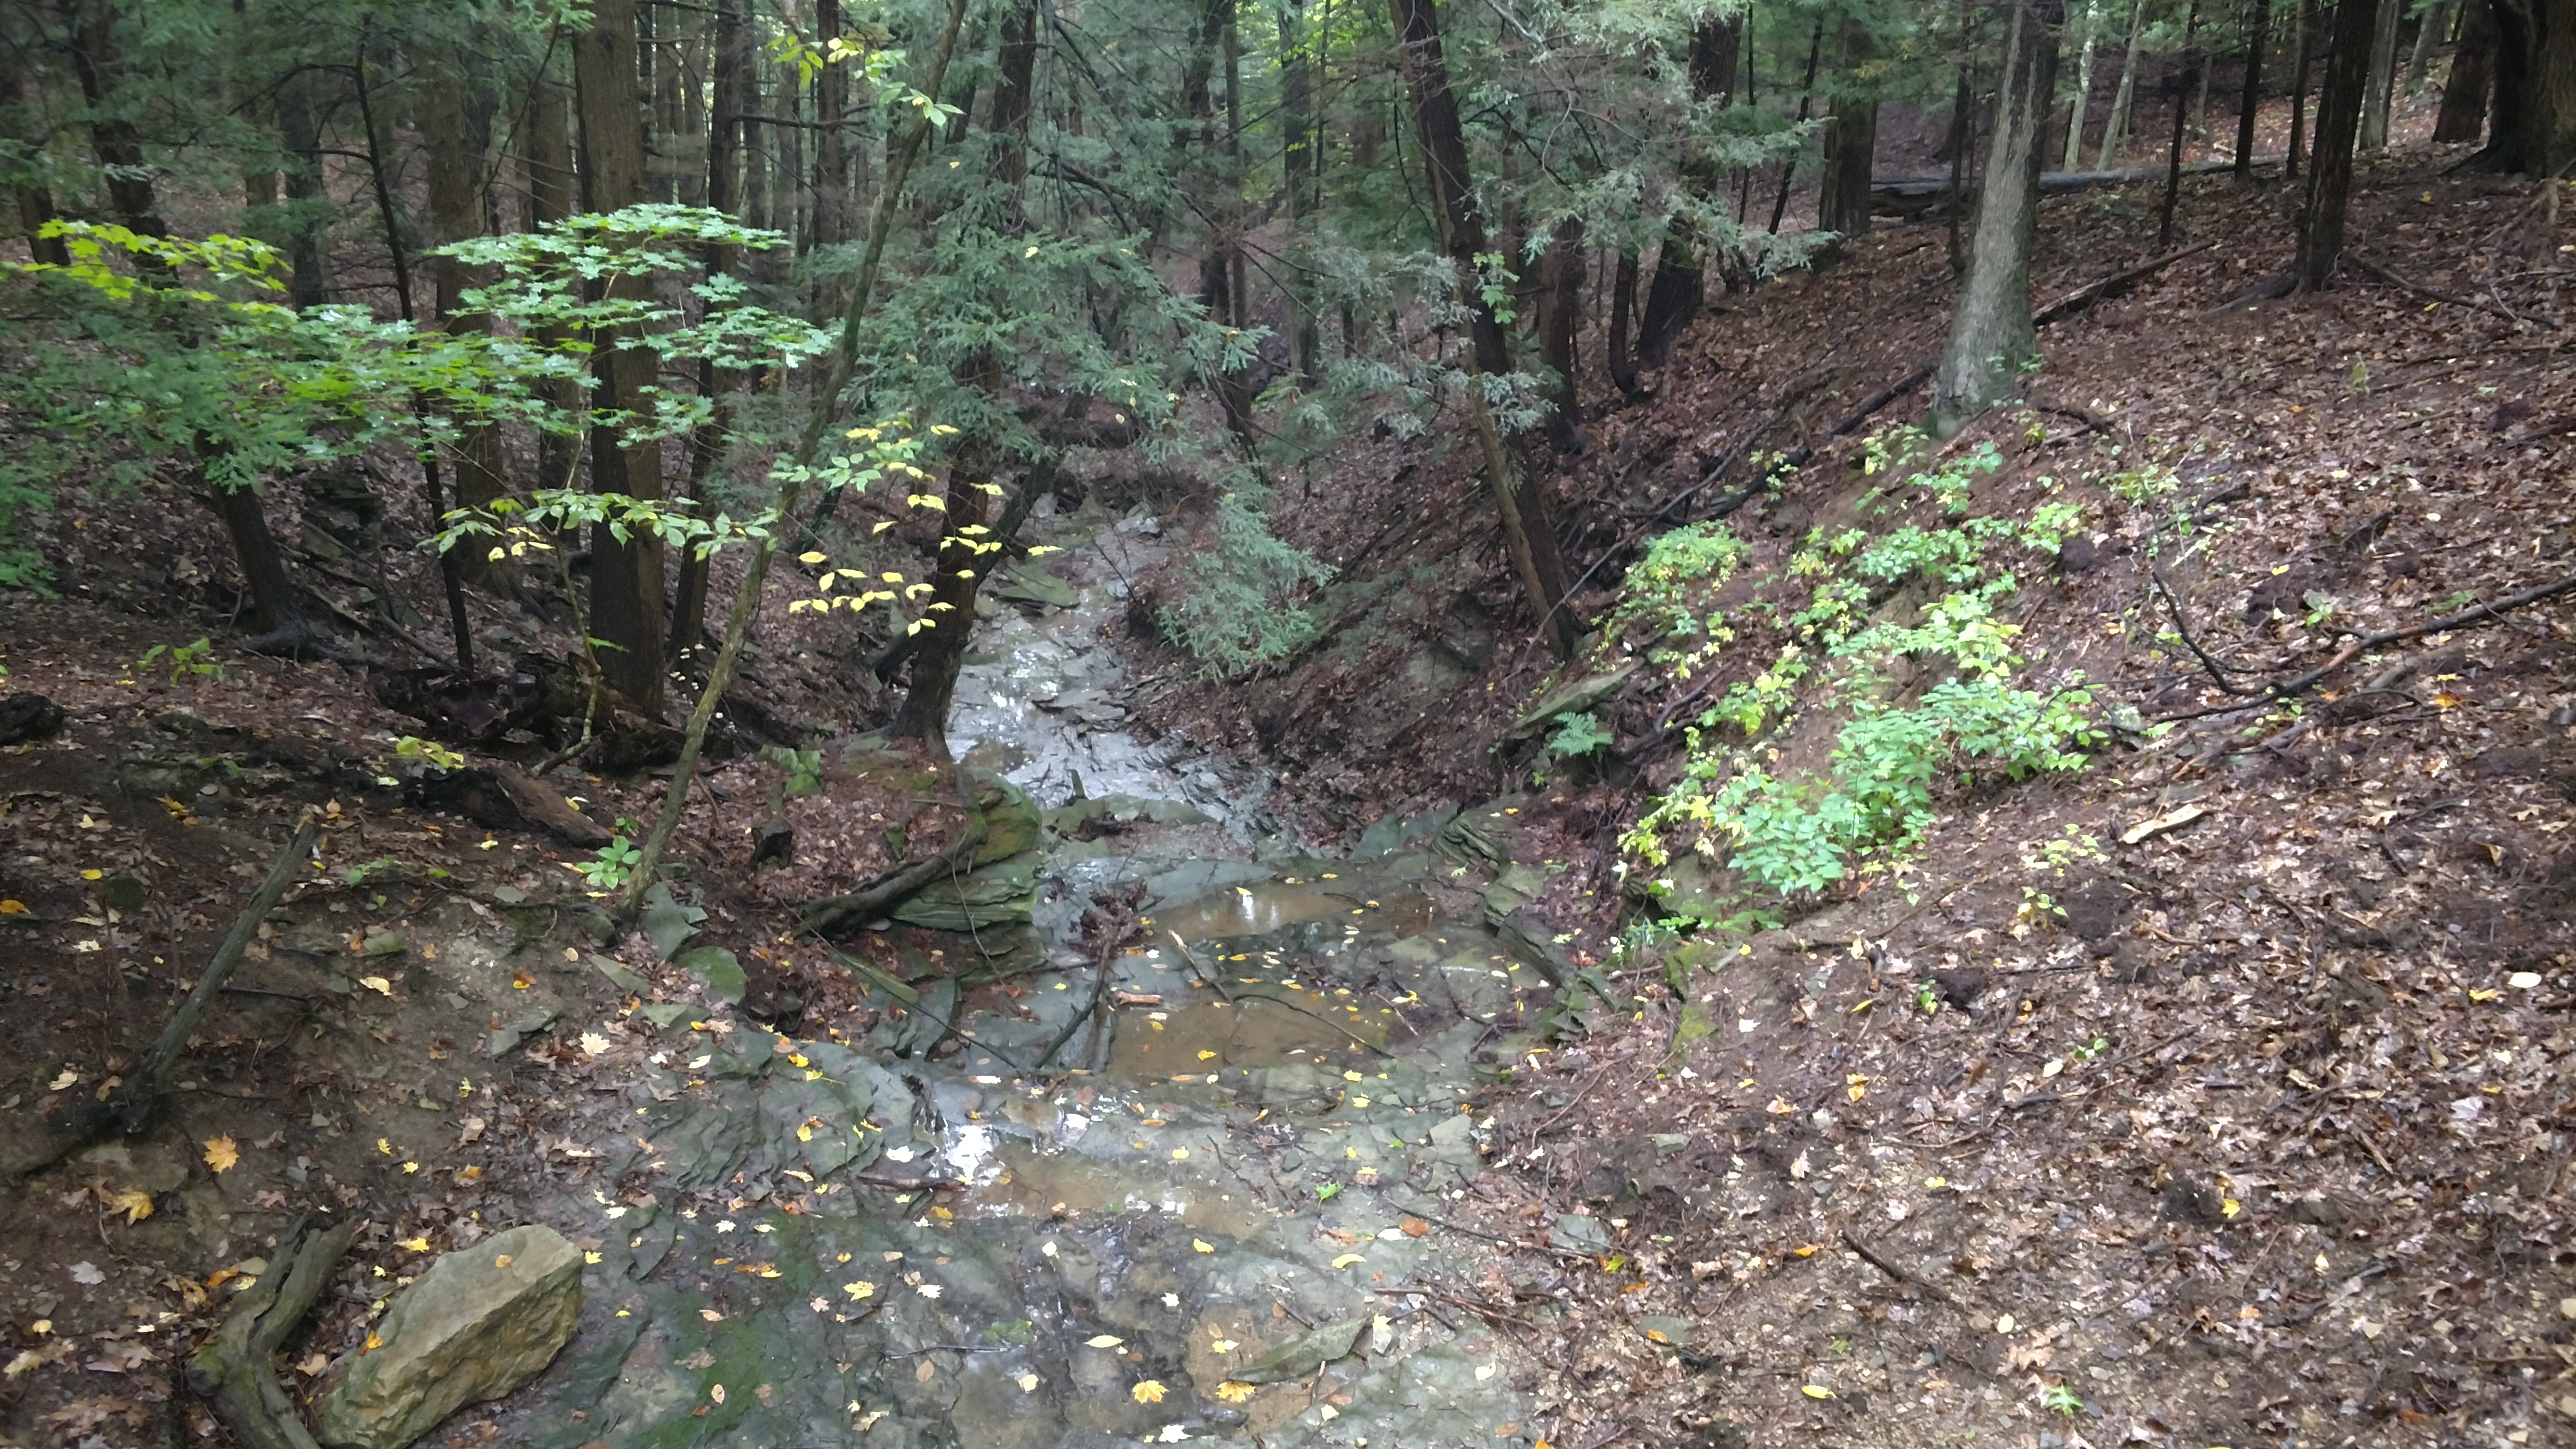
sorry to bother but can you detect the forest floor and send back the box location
[1128,138,2576,1447]
[0,134,2570,1449]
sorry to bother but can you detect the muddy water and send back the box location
[495,508,1560,1449]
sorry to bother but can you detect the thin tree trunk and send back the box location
[2408,0,2453,87]
[421,54,507,513]
[1388,0,1575,656]
[1768,19,1827,232]
[276,69,329,304]
[1638,13,1740,362]
[1605,248,1643,398]
[2474,0,2575,174]
[671,0,750,666]
[574,0,668,714]
[2161,1,2203,243]
[2359,0,2404,150]
[2236,0,2272,176]
[2098,0,2147,166]
[815,0,848,250]
[2286,0,2317,176]
[1818,19,1882,235]
[1535,217,1583,451]
[1282,4,1321,381]
[1947,28,1973,273]
[2434,0,2495,140]
[1932,0,2064,436]
[889,0,1041,753]
[2296,0,2383,288]
[207,461,314,652]
[522,63,581,499]
[2065,6,2101,171]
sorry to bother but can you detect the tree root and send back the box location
[185,1214,359,1449]
[798,809,989,937]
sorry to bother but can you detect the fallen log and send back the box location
[187,1214,359,1449]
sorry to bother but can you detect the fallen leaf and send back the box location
[1400,1218,1430,1238]
[913,1359,936,1382]
[579,1033,610,1057]
[1330,1253,1366,1269]
[844,1282,875,1300]
[700,1309,724,1322]
[0,899,27,913]
[397,1237,430,1253]
[67,1261,104,1285]
[1801,1384,1834,1400]
[98,1187,152,1223]
[2119,803,2209,845]
[1192,1239,1214,1254]
[1215,1380,1257,1402]
[1085,1335,1125,1349]
[202,1136,239,1173]
[709,1384,725,1404]
[1130,1379,1167,1404]
[357,976,392,995]
[48,1069,78,1092]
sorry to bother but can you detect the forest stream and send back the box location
[478,504,1563,1448]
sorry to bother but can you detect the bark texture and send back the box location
[1932,0,2063,436]
[2296,0,2383,289]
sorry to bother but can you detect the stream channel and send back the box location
[493,503,1579,1448]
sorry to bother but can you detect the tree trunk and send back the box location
[1535,217,1583,451]
[276,68,329,305]
[2477,0,2576,175]
[574,0,668,713]
[1605,248,1643,398]
[421,54,507,513]
[1636,13,1740,362]
[1387,0,1575,656]
[66,0,166,243]
[2,45,69,266]
[815,0,849,249]
[522,64,581,500]
[889,0,1042,752]
[208,465,314,653]
[2287,0,2317,174]
[2295,0,2383,288]
[2359,0,2405,149]
[671,0,751,666]
[1932,0,2064,436]
[2436,0,2496,139]
[2098,0,2147,166]
[2161,2,2203,244]
[1281,5,1321,381]
[1818,21,1882,235]
[2410,0,2455,86]
[1768,19,1828,232]
[2237,0,2272,175]
[2066,7,2102,172]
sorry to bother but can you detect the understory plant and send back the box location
[1624,430,2102,914]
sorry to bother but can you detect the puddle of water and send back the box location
[1106,995,1390,1079]
[1152,881,1438,941]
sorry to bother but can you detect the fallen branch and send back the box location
[2154,568,2576,722]
[2032,240,2217,326]
[186,1213,358,1449]
[21,818,321,1178]
[1838,1227,1955,1304]
[2346,251,2524,324]
[2149,564,2268,696]
[800,808,989,937]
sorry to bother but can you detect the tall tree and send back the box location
[2235,0,2271,177]
[573,0,668,712]
[1932,0,2065,435]
[2097,0,2148,166]
[1388,0,1575,655]
[2066,2,2104,170]
[2295,0,2384,288]
[2476,0,2576,174]
[2434,0,2497,138]
[2359,0,2405,148]
[420,50,506,514]
[1818,18,1883,235]
[2285,0,2318,174]
[1634,13,1741,369]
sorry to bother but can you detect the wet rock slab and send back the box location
[318,1224,583,1449]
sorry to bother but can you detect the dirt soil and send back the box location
[1133,140,2576,1446]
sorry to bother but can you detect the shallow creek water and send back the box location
[493,509,1563,1449]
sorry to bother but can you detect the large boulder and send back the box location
[316,1224,583,1449]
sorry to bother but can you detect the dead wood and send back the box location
[185,1213,359,1449]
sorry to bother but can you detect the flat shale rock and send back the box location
[316,1224,583,1449]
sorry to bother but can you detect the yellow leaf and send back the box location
[1197,1050,1217,1061]
[1214,1381,1257,1403]
[363,1332,383,1352]
[798,551,828,565]
[2221,1198,2241,1219]
[1801,1384,1834,1399]
[843,1281,875,1300]
[585,1250,603,1264]
[1193,1239,1214,1253]
[1084,1335,1124,1348]
[1330,1253,1366,1269]
[1130,1379,1167,1404]
[398,1237,430,1252]
[202,1136,239,1173]
[1790,1244,1822,1258]
[102,1187,153,1222]
[358,976,392,995]
[0,899,25,913]
[81,869,102,881]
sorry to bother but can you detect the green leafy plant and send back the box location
[573,834,644,892]
[391,736,467,771]
[136,637,222,684]
[2041,1383,2082,1415]
[1545,710,1615,759]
